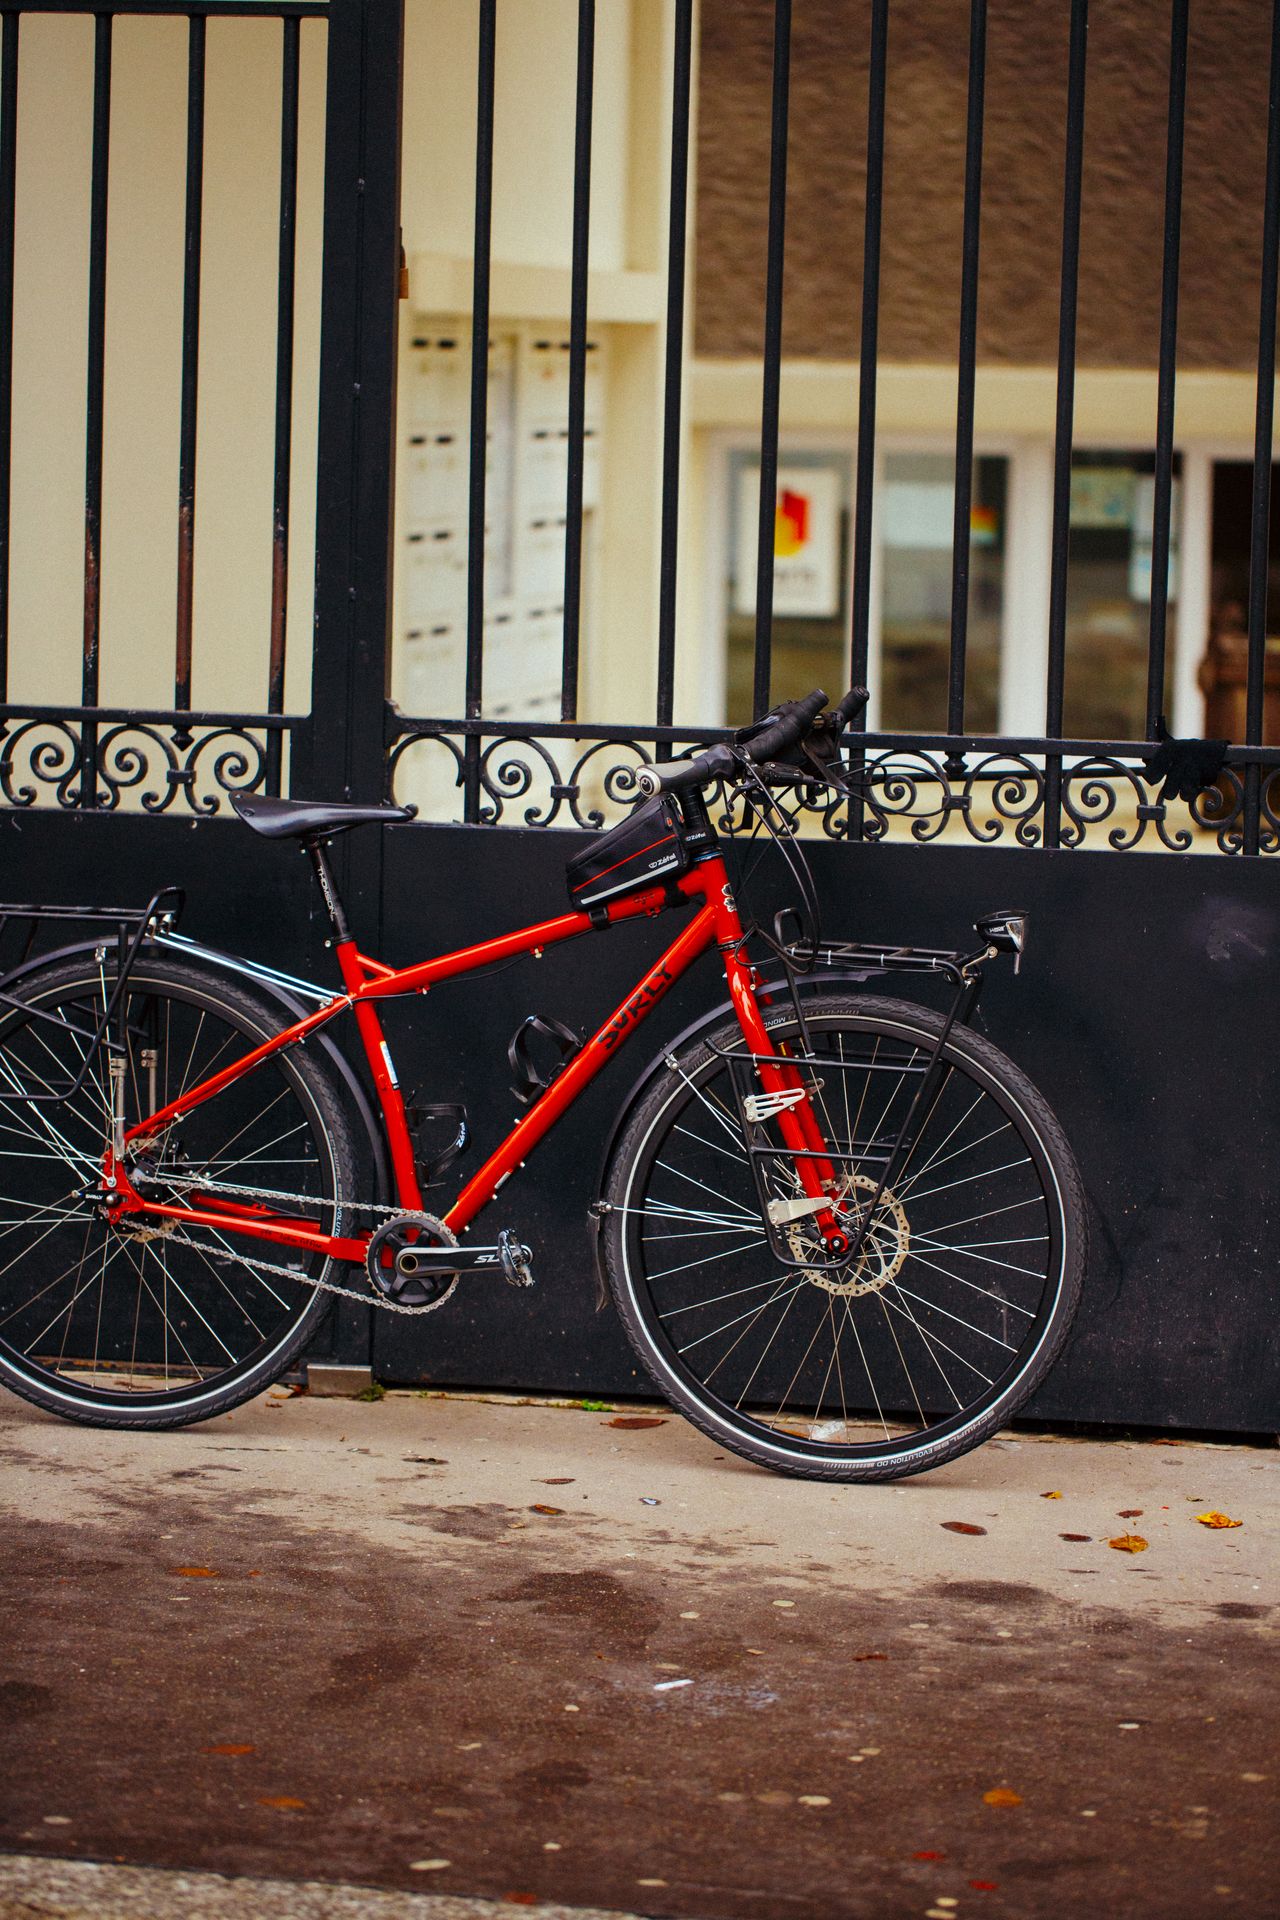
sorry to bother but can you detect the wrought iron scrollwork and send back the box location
[0,711,288,814]
[385,712,1280,855]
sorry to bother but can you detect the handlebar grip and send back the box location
[635,743,736,798]
[741,688,828,765]
[833,685,869,730]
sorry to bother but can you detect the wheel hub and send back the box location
[786,1172,910,1297]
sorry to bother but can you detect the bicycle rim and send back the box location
[606,996,1082,1476]
[0,959,345,1418]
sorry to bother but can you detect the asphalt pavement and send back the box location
[1,1385,1276,1920]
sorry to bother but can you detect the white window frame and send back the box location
[706,428,1227,743]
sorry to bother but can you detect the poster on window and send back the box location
[733,464,843,618]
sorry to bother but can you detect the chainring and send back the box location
[366,1211,459,1311]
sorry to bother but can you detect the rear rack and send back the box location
[0,887,184,1103]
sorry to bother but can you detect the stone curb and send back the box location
[0,1856,651,1920]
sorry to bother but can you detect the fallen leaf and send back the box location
[257,1795,306,1810]
[409,1859,450,1873]
[540,1477,574,1485]
[1195,1511,1243,1529]
[941,1521,988,1536]
[983,1787,1023,1807]
[173,1567,218,1578]
[1059,1533,1092,1542]
[530,1504,565,1516]
[970,1880,1000,1891]
[608,1416,667,1430]
[202,1743,254,1756]
[405,1456,448,1466]
[772,1598,796,1608]
[853,1651,888,1661]
[798,1795,831,1807]
[1117,1508,1144,1518]
[1040,1491,1062,1499]
[1108,1533,1149,1553]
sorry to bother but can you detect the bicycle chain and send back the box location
[129,1170,448,1316]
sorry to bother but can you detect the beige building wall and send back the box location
[9,13,325,723]
[395,0,699,747]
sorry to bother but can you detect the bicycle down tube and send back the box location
[116,853,842,1263]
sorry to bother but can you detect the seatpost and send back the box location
[303,837,352,943]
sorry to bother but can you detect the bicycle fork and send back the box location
[712,880,851,1261]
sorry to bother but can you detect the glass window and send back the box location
[1062,449,1181,741]
[724,452,851,729]
[879,453,1006,735]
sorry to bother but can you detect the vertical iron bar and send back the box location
[947,0,986,739]
[81,13,112,807]
[1244,0,1280,853]
[560,0,594,723]
[1145,0,1187,742]
[174,14,205,720]
[463,0,496,824]
[1043,0,1088,849]
[267,15,301,795]
[847,0,888,840]
[0,13,18,705]
[751,0,791,721]
[654,0,693,736]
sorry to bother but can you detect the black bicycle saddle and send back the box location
[231,795,417,841]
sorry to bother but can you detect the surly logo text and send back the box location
[600,963,676,1052]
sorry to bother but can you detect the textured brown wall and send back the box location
[696,0,1274,369]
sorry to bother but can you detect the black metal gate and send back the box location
[0,0,1276,1431]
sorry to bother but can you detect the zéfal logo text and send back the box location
[599,963,676,1052]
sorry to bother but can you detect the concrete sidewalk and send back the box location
[1,1386,1276,1920]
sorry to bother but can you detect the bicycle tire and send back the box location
[0,952,357,1430]
[601,992,1087,1481]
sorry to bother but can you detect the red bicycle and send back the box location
[0,691,1086,1479]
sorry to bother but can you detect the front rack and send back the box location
[0,887,184,1103]
[707,1032,929,1274]
[722,908,1029,1274]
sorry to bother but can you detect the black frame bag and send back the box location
[566,795,708,911]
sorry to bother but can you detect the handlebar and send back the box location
[635,686,868,798]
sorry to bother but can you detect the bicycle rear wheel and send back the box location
[601,992,1087,1481]
[0,953,356,1429]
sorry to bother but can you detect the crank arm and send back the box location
[395,1229,534,1288]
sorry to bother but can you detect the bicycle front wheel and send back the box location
[601,992,1087,1481]
[0,953,356,1429]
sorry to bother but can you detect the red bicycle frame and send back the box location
[115,853,840,1262]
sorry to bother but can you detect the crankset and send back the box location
[366,1212,534,1307]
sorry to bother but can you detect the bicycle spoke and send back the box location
[0,962,343,1413]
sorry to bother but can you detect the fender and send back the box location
[0,935,391,1207]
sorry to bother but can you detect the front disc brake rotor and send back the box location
[787,1173,910,1297]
